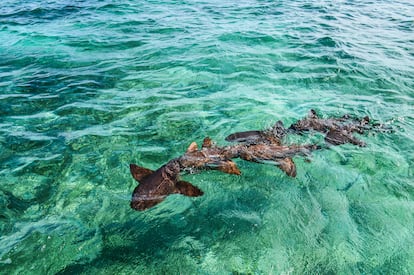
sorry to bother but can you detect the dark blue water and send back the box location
[1,0,413,274]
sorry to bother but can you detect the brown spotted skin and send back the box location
[225,121,299,176]
[217,160,241,175]
[130,140,318,210]
[130,110,381,211]
[325,129,366,147]
[225,121,286,145]
[236,143,319,177]
[288,109,376,146]
[225,130,265,143]
[130,140,241,211]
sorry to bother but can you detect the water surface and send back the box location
[1,0,413,274]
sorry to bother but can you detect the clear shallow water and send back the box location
[1,0,413,273]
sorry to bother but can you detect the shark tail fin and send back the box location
[225,131,262,143]
[270,120,287,139]
[130,164,154,182]
[175,181,204,197]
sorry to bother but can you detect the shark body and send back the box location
[129,110,386,211]
[288,109,371,146]
[130,138,240,210]
[130,138,318,210]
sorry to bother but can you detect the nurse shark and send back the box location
[129,110,388,211]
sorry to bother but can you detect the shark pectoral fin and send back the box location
[175,181,204,197]
[130,164,154,182]
[276,158,297,177]
[217,160,241,175]
[130,195,166,211]
[272,120,285,132]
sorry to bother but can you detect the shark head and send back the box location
[129,162,203,211]
[129,140,240,211]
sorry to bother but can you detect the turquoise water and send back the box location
[1,0,413,273]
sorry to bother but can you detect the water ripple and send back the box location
[1,0,414,273]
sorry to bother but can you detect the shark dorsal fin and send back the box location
[186,142,198,153]
[130,164,154,182]
[202,137,213,148]
[362,116,370,124]
[271,120,286,139]
[273,120,284,128]
[175,181,204,197]
[308,109,318,119]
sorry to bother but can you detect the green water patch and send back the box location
[1,0,414,273]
